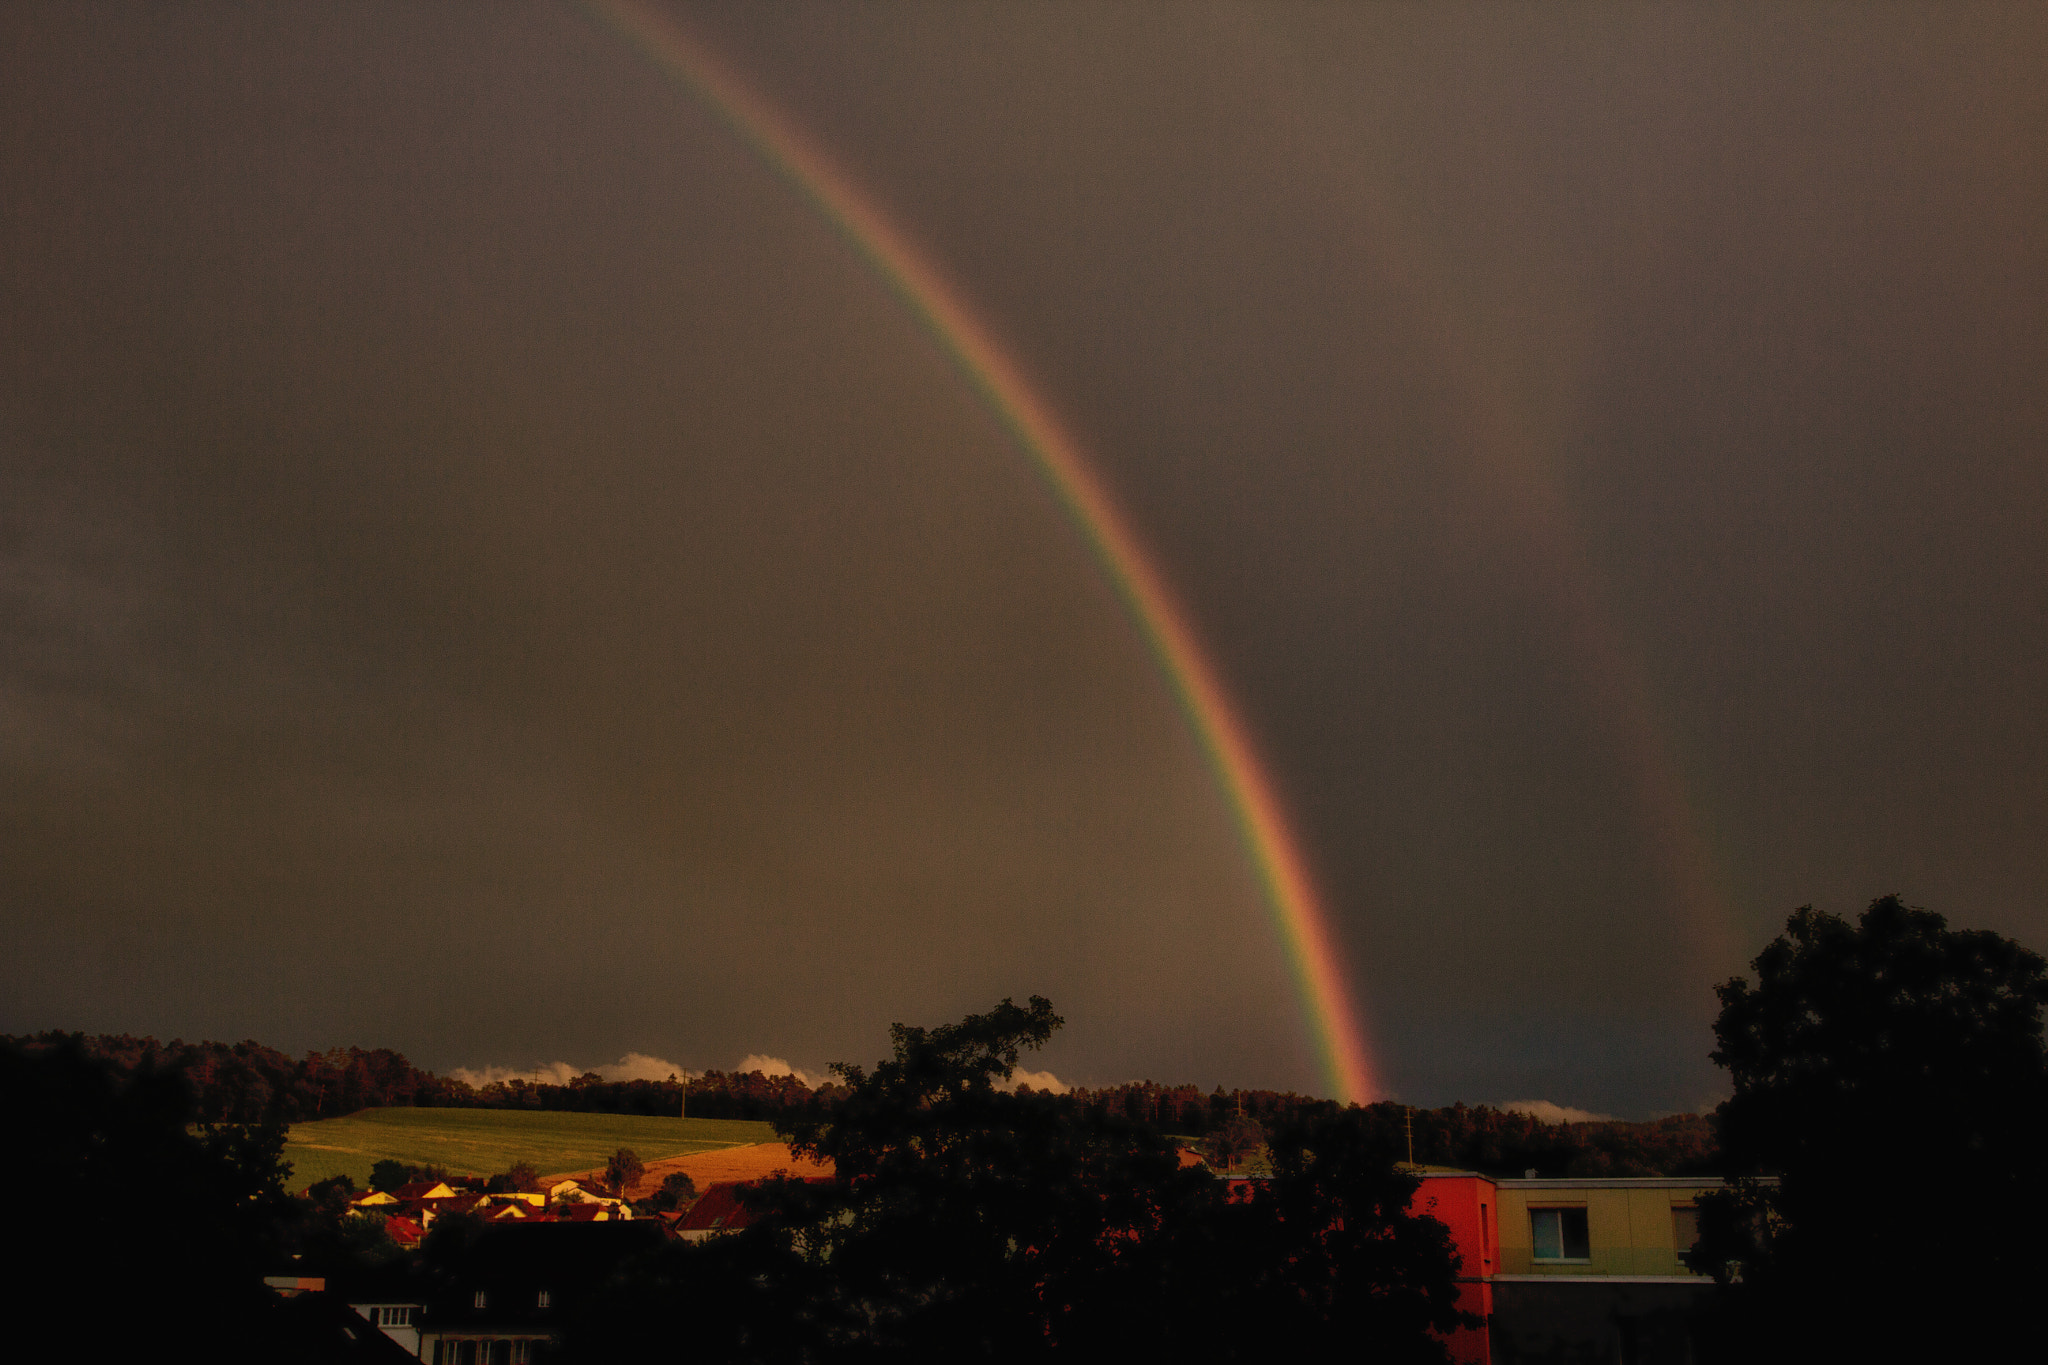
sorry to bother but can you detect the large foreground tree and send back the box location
[1697,896,2048,1359]
[561,996,1470,1363]
[1,1036,307,1361]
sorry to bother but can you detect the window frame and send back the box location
[1528,1204,1592,1262]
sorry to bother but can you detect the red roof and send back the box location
[384,1216,423,1247]
[676,1182,752,1234]
[675,1178,830,1234]
[393,1181,456,1201]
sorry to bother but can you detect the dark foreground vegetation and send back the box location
[9,894,2044,1360]
[562,997,1474,1363]
[2,1034,369,1361]
[3,1001,1477,1363]
[1687,896,2048,1361]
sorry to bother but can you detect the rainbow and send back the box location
[583,0,1379,1103]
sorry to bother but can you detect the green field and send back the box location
[281,1108,777,1190]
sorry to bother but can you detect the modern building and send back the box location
[1487,1175,1741,1365]
[1409,1174,1498,1365]
[1404,1172,1761,1365]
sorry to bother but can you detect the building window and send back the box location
[474,1290,488,1310]
[1530,1206,1591,1260]
[1672,1205,1700,1251]
[536,1289,551,1309]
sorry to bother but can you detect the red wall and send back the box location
[1410,1174,1498,1365]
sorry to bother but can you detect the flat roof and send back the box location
[1496,1177,1765,1190]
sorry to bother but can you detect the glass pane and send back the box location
[1561,1207,1590,1259]
[1531,1208,1562,1259]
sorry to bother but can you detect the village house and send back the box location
[545,1177,626,1208]
[672,1180,752,1241]
[351,1300,425,1356]
[417,1222,667,1365]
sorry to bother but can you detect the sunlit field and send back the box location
[280,1107,776,1189]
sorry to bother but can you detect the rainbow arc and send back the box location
[586,0,1379,1104]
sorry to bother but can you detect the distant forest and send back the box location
[6,1031,1717,1177]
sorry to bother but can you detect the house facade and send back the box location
[416,1221,666,1365]
[352,1301,425,1356]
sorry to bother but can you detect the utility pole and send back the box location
[1406,1106,1415,1167]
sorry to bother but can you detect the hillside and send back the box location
[282,1106,775,1189]
[545,1140,837,1200]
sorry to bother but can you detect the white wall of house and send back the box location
[353,1302,423,1355]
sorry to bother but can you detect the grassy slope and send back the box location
[281,1108,777,1190]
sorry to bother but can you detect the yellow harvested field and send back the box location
[546,1141,833,1199]
[280,1108,774,1191]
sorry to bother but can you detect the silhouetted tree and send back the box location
[2,1036,301,1361]
[419,1208,490,1275]
[605,1148,645,1198]
[770,997,1463,1361]
[1201,1113,1266,1170]
[1077,1105,1472,1362]
[641,1171,698,1213]
[1695,896,2048,1360]
[305,1172,356,1218]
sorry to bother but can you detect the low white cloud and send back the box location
[1000,1067,1068,1094]
[737,1054,826,1088]
[605,1052,691,1082]
[450,1053,692,1088]
[1500,1099,1614,1125]
[453,1052,1061,1095]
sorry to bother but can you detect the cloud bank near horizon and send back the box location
[1001,1067,1069,1094]
[449,1052,691,1088]
[736,1054,827,1089]
[447,1052,1069,1096]
[1500,1099,1615,1125]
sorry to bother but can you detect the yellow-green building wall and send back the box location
[1493,1181,1714,1277]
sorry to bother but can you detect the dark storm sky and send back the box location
[5,2,2045,1116]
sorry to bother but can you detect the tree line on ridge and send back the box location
[0,1028,1716,1177]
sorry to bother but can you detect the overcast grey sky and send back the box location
[5,2,2045,1115]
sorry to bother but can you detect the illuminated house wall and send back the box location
[1491,1177,1715,1278]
